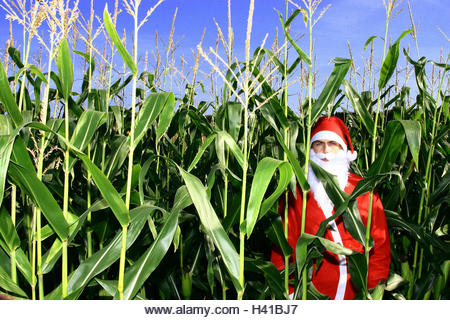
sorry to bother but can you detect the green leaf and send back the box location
[95,279,118,297]
[103,5,137,75]
[295,233,318,280]
[41,238,62,274]
[262,48,285,76]
[311,162,367,247]
[156,93,176,142]
[267,96,289,130]
[0,61,23,127]
[259,161,293,220]
[368,121,405,176]
[0,207,20,251]
[0,265,27,298]
[105,135,128,179]
[397,120,421,169]
[348,253,368,294]
[301,233,356,256]
[0,238,35,285]
[226,102,242,142]
[277,10,311,66]
[56,38,74,101]
[73,150,129,226]
[247,259,287,299]
[430,171,450,205]
[0,135,14,208]
[120,210,179,300]
[267,216,293,257]
[179,167,241,292]
[378,30,411,89]
[132,92,174,149]
[8,162,70,240]
[310,58,351,123]
[372,281,386,300]
[73,50,96,74]
[8,138,69,240]
[350,172,400,200]
[217,131,245,169]
[246,158,293,237]
[188,133,217,172]
[14,65,48,85]
[275,133,309,192]
[67,206,151,296]
[343,80,375,135]
[363,36,377,52]
[68,110,106,170]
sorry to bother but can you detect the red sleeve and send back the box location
[367,192,391,288]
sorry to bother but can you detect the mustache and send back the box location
[312,152,337,161]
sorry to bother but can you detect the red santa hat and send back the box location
[310,116,357,161]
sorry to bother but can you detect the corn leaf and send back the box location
[156,93,176,141]
[277,10,311,67]
[56,38,73,101]
[343,80,375,135]
[67,206,152,296]
[179,167,241,292]
[68,110,106,170]
[103,5,137,75]
[275,133,309,192]
[311,161,367,247]
[310,58,351,123]
[0,265,27,298]
[348,252,368,294]
[246,259,287,299]
[217,131,245,169]
[132,92,174,149]
[0,61,23,127]
[41,238,62,274]
[0,207,20,252]
[119,209,179,300]
[368,121,405,176]
[73,150,130,226]
[397,120,421,169]
[188,133,217,172]
[105,135,128,179]
[73,50,96,74]
[0,237,34,286]
[226,102,242,142]
[378,29,411,89]
[246,157,293,237]
[8,136,69,240]
[0,135,14,208]
[363,36,377,52]
[267,216,293,257]
[8,161,70,240]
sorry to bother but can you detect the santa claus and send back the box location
[270,116,391,299]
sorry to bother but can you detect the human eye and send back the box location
[313,141,323,147]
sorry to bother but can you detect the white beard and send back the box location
[307,149,350,215]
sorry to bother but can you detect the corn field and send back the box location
[0,0,448,300]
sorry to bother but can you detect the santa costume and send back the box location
[270,116,391,299]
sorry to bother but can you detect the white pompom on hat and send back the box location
[310,116,357,161]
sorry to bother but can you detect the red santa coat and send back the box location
[270,172,391,299]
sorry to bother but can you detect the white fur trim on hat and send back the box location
[347,150,357,162]
[310,130,347,152]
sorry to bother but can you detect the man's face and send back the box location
[311,139,342,161]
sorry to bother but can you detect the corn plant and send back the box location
[0,0,448,300]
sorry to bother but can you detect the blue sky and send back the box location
[0,0,448,102]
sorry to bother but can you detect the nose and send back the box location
[324,142,331,153]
